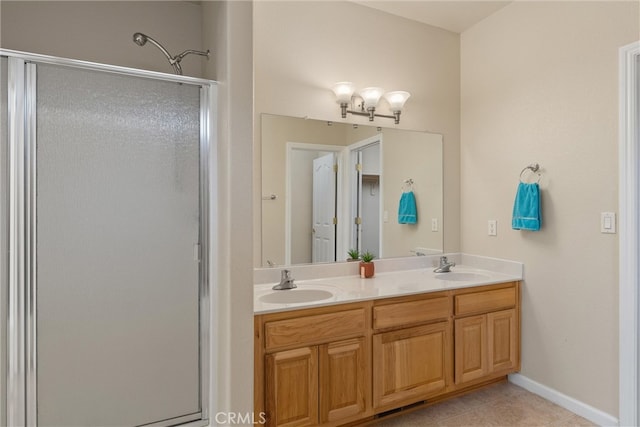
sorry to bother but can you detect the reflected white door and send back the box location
[312,153,336,263]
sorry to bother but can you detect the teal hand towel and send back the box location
[398,191,417,224]
[512,182,541,231]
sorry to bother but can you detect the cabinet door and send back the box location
[373,322,450,410]
[488,309,518,373]
[319,338,368,423]
[454,315,488,384]
[265,347,319,427]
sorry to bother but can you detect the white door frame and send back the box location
[619,40,640,427]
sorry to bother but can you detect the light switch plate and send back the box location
[601,212,616,233]
[431,218,438,232]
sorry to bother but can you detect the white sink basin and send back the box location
[259,289,334,304]
[435,272,490,282]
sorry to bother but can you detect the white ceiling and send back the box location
[351,1,512,33]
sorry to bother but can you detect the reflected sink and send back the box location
[435,272,490,282]
[259,289,334,304]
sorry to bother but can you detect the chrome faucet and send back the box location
[272,269,297,290]
[434,256,456,273]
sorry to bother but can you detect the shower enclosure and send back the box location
[0,50,214,427]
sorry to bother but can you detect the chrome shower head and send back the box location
[132,32,210,76]
[132,32,147,47]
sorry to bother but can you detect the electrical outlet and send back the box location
[488,220,497,236]
[431,218,438,232]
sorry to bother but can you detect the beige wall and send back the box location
[1,1,206,78]
[382,130,443,257]
[254,1,461,266]
[460,1,639,416]
[203,0,254,419]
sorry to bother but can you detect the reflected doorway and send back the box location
[349,136,382,258]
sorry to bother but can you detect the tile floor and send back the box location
[370,381,596,426]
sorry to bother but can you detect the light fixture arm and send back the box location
[340,102,402,124]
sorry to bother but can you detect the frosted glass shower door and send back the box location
[35,64,203,427]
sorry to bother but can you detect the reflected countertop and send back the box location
[254,264,522,315]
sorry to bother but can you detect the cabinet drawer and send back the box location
[373,296,450,330]
[454,286,516,316]
[265,308,366,351]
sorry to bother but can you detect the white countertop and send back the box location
[254,264,522,315]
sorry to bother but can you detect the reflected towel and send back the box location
[512,182,541,231]
[398,191,417,224]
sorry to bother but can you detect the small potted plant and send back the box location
[347,248,360,262]
[359,251,375,278]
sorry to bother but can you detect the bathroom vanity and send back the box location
[254,259,521,426]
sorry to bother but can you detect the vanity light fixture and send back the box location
[331,82,411,124]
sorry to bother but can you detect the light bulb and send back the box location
[331,82,355,104]
[384,91,411,112]
[358,87,384,109]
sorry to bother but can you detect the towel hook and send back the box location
[519,163,541,183]
[402,179,414,191]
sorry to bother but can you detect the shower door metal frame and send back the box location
[2,49,215,427]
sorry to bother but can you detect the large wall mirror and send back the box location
[260,114,443,267]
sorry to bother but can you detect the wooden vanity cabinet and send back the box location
[255,302,372,427]
[453,283,520,386]
[371,293,452,412]
[255,281,520,426]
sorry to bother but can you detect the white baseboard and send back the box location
[508,373,619,427]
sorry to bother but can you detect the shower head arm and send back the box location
[171,50,209,75]
[175,49,211,62]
